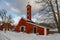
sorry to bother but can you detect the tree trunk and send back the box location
[55,0,60,33]
[57,25,60,33]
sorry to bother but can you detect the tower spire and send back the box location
[28,2,29,4]
[27,0,30,4]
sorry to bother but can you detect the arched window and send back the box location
[20,26,25,32]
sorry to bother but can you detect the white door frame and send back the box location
[20,26,25,32]
[33,26,37,34]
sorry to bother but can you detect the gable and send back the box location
[15,18,27,29]
[17,18,26,25]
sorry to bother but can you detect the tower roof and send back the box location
[27,0,30,5]
[27,1,31,7]
[28,1,29,4]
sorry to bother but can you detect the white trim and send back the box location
[27,22,46,28]
[20,26,25,32]
[44,28,47,36]
[21,18,47,28]
[3,28,5,31]
[33,26,39,35]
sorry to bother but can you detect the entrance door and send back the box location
[20,26,25,32]
[33,27,37,33]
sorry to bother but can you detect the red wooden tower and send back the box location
[26,2,31,20]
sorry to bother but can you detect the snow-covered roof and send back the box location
[21,18,49,28]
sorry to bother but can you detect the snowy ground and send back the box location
[0,30,60,40]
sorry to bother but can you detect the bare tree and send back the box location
[55,0,60,33]
[0,9,14,31]
[0,9,7,24]
[8,15,14,24]
[35,0,60,33]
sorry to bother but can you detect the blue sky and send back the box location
[0,0,42,25]
[0,0,58,25]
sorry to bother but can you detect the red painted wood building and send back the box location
[14,3,49,35]
[0,23,12,31]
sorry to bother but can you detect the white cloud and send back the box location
[0,17,2,21]
[0,0,55,23]
[5,2,10,7]
[0,1,21,13]
[32,18,37,22]
[11,7,21,13]
[28,0,45,11]
[13,16,21,25]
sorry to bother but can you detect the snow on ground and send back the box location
[0,31,60,40]
[50,28,58,31]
